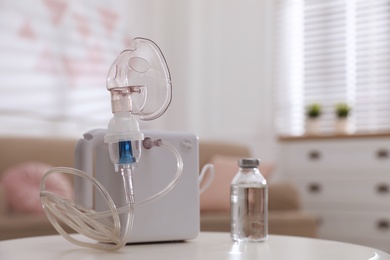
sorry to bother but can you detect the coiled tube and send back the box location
[39,139,183,251]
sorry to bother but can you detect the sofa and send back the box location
[0,136,318,240]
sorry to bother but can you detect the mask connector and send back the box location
[110,86,146,114]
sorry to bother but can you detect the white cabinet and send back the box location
[279,135,390,252]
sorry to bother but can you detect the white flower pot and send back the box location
[305,118,320,135]
[335,118,349,134]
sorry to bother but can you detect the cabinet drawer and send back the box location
[282,139,390,169]
[286,166,390,179]
[315,209,390,252]
[293,177,390,211]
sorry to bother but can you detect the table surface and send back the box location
[1,232,389,259]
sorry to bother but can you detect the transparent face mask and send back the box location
[106,37,172,121]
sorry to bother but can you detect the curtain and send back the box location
[0,0,130,136]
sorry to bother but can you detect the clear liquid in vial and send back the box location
[230,185,268,242]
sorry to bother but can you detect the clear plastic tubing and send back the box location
[39,140,183,251]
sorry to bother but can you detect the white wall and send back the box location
[126,0,278,163]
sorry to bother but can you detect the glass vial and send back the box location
[230,158,268,242]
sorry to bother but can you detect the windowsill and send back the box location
[278,131,390,142]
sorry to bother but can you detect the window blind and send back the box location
[274,0,390,135]
[0,0,130,137]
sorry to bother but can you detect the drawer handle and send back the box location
[308,183,321,193]
[377,220,390,231]
[377,149,389,159]
[308,150,321,160]
[377,184,389,194]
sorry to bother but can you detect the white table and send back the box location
[0,232,389,259]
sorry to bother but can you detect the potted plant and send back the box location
[335,102,350,118]
[334,102,351,133]
[306,103,321,119]
[305,103,321,134]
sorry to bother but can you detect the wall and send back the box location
[126,0,279,165]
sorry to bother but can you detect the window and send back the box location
[274,0,390,135]
[0,0,130,137]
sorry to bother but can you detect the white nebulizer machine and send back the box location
[39,38,203,251]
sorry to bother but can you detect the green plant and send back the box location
[306,103,321,118]
[335,103,351,118]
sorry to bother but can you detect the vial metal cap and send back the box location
[238,158,260,168]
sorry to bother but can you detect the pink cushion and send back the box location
[200,155,274,212]
[0,162,73,214]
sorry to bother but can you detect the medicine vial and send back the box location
[230,158,268,242]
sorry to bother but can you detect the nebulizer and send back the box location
[40,38,212,251]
